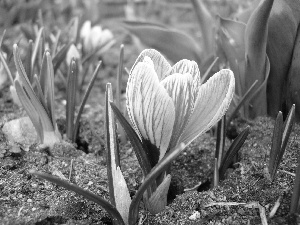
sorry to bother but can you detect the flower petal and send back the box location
[167,59,201,98]
[178,69,235,146]
[161,73,194,150]
[131,49,171,81]
[126,61,175,160]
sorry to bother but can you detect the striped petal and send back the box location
[161,73,194,150]
[167,59,201,98]
[178,69,235,146]
[131,49,171,81]
[126,60,175,160]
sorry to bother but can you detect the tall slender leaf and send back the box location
[268,112,284,181]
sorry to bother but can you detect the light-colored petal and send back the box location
[80,20,91,39]
[178,69,235,146]
[167,59,202,98]
[131,49,171,81]
[99,29,114,47]
[161,73,194,150]
[126,61,175,160]
[90,25,103,49]
[66,44,80,66]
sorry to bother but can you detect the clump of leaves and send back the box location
[13,44,61,148]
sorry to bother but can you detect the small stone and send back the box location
[31,183,38,189]
[87,181,93,186]
[27,199,32,203]
[32,207,36,211]
[9,145,22,153]
[2,117,38,147]
[189,211,201,220]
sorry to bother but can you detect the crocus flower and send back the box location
[66,44,81,66]
[127,49,235,163]
[126,49,235,214]
[80,20,114,54]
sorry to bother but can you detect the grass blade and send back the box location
[53,43,72,74]
[290,153,300,214]
[30,170,125,225]
[215,115,226,169]
[105,83,131,222]
[25,40,33,83]
[200,57,218,83]
[227,79,258,127]
[268,112,284,181]
[73,61,102,142]
[219,126,250,180]
[282,104,295,151]
[66,59,77,141]
[31,27,44,70]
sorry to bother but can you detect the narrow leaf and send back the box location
[25,40,33,83]
[213,158,219,187]
[110,102,152,177]
[268,111,284,181]
[66,59,77,141]
[53,43,72,73]
[272,105,295,180]
[215,116,226,169]
[219,126,250,180]
[290,153,300,214]
[105,83,131,223]
[14,80,43,142]
[227,79,258,127]
[105,83,120,206]
[30,170,125,225]
[200,57,218,84]
[73,61,102,141]
[31,27,44,70]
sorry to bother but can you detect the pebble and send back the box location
[189,211,201,220]
[2,117,37,147]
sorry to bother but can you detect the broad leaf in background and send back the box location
[191,0,215,58]
[244,0,273,118]
[262,0,300,118]
[121,21,202,65]
[216,16,246,97]
[286,28,300,121]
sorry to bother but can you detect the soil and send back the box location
[1,98,300,225]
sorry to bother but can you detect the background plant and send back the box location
[121,0,300,121]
